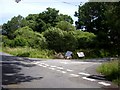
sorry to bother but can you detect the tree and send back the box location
[43,27,78,52]
[56,21,76,31]
[25,14,38,31]
[43,27,64,52]
[38,7,59,27]
[104,2,120,55]
[57,14,73,24]
[2,15,27,39]
[14,26,47,49]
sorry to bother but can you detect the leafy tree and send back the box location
[75,2,120,53]
[2,15,27,39]
[62,31,78,51]
[38,7,59,27]
[14,26,47,49]
[43,27,64,52]
[57,14,73,24]
[25,14,38,31]
[56,21,76,31]
[104,2,120,55]
[69,30,96,49]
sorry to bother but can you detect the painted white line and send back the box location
[44,64,49,67]
[33,62,40,64]
[60,62,68,64]
[42,65,47,67]
[66,69,73,72]
[56,70,61,72]
[41,63,45,64]
[48,67,55,70]
[70,74,79,77]
[56,67,64,70]
[38,64,43,67]
[61,71,67,74]
[98,82,111,86]
[82,77,96,81]
[78,72,90,76]
[50,66,57,68]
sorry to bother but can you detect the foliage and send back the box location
[14,26,47,49]
[57,14,73,24]
[56,21,76,31]
[2,15,27,39]
[97,60,120,84]
[75,2,120,56]
[24,7,73,33]
[69,30,96,49]
[43,27,64,52]
[62,31,78,51]
[3,47,54,59]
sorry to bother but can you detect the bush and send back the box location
[43,27,78,52]
[62,31,78,51]
[68,30,96,49]
[56,21,76,31]
[3,47,54,59]
[14,26,47,49]
[43,27,64,52]
[97,60,119,84]
[14,37,27,47]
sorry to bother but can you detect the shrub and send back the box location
[62,31,78,51]
[97,60,119,84]
[14,37,27,47]
[3,47,54,59]
[68,30,96,49]
[43,27,64,52]
[56,21,76,31]
[14,26,47,49]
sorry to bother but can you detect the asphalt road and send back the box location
[0,52,119,89]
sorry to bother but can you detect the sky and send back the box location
[0,0,88,25]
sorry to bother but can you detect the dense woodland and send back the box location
[1,2,120,58]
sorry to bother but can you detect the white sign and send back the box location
[77,52,85,57]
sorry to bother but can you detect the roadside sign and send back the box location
[77,52,85,57]
[65,51,72,59]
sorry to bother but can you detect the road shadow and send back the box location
[87,75,107,81]
[1,55,43,85]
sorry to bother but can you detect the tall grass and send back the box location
[3,47,55,59]
[97,60,120,85]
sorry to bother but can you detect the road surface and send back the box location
[0,52,119,89]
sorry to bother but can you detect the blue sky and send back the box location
[0,0,88,25]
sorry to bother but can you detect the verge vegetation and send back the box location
[97,59,120,85]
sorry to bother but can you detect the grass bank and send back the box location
[97,59,120,85]
[2,47,55,59]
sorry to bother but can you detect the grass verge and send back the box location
[2,47,55,59]
[97,59,120,85]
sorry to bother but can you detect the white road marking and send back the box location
[48,67,55,70]
[56,70,61,72]
[41,63,45,65]
[50,66,57,68]
[38,64,43,67]
[82,77,96,81]
[61,71,67,73]
[98,82,111,86]
[70,74,79,77]
[42,65,47,67]
[44,64,49,67]
[56,67,64,70]
[78,72,90,76]
[33,62,40,64]
[66,69,73,72]
[60,62,68,64]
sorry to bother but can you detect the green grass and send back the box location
[97,60,120,85]
[2,47,55,59]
